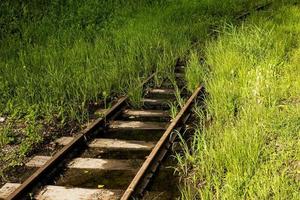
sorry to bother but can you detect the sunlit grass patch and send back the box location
[180,3,300,199]
[185,52,205,92]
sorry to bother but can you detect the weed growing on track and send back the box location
[179,3,300,199]
[185,52,206,92]
[0,0,267,177]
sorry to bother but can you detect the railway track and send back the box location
[0,3,272,199]
[0,62,204,200]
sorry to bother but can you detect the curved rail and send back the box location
[6,73,156,200]
[121,85,204,199]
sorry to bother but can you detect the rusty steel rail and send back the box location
[6,72,156,200]
[235,2,272,20]
[121,85,204,200]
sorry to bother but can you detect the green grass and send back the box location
[185,52,206,92]
[0,0,267,177]
[179,2,300,199]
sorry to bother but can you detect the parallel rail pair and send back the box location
[2,65,203,200]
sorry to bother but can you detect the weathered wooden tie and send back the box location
[122,109,169,118]
[148,88,175,95]
[0,183,20,199]
[26,156,142,170]
[175,73,184,78]
[174,65,185,73]
[0,183,122,200]
[141,98,170,106]
[55,137,156,150]
[0,184,171,200]
[88,139,155,150]
[109,121,167,130]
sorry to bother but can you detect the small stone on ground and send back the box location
[0,117,6,123]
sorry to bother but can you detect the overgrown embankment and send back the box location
[181,2,300,199]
